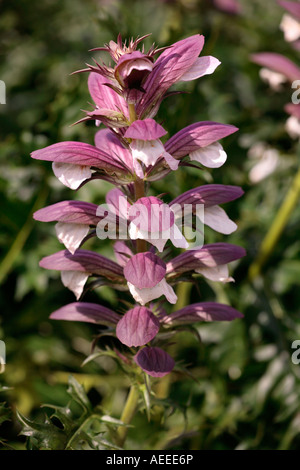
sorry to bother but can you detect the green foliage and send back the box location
[17,376,124,450]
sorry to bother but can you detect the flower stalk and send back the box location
[249,165,300,281]
[32,33,245,447]
[115,384,140,447]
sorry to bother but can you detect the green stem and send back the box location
[128,103,137,124]
[115,385,139,448]
[0,185,48,284]
[175,282,192,310]
[249,167,300,281]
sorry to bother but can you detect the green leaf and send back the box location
[0,402,11,425]
[17,376,126,450]
[66,375,91,412]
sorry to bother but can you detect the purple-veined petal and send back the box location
[180,56,221,81]
[195,264,234,283]
[251,53,300,83]
[124,252,166,289]
[124,119,167,141]
[113,241,134,267]
[189,142,227,168]
[55,222,90,254]
[88,72,128,117]
[34,201,100,225]
[105,187,130,218]
[61,271,90,299]
[165,122,238,158]
[94,129,134,173]
[116,306,160,347]
[136,35,205,118]
[278,1,300,20]
[134,347,175,377]
[202,205,237,234]
[127,278,177,305]
[40,249,124,280]
[161,301,243,326]
[50,302,121,326]
[52,162,92,189]
[31,141,125,170]
[170,184,244,208]
[167,243,246,274]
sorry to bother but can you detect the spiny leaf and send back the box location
[67,375,91,412]
[17,376,126,450]
[17,411,67,450]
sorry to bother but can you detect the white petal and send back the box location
[128,222,139,240]
[202,205,237,234]
[189,142,227,168]
[285,115,300,139]
[130,139,164,167]
[55,222,90,254]
[133,157,144,179]
[52,162,92,190]
[259,68,287,91]
[170,224,189,249]
[180,56,221,82]
[129,221,167,251]
[196,264,234,283]
[248,142,267,159]
[159,278,178,304]
[147,237,167,252]
[249,149,279,183]
[280,14,300,42]
[163,151,179,170]
[127,279,177,305]
[129,222,188,252]
[61,271,90,299]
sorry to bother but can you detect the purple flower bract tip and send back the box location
[124,119,167,141]
[134,347,175,377]
[124,252,166,289]
[116,306,160,347]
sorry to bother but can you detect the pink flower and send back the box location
[81,35,220,125]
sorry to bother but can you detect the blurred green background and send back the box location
[1,0,300,450]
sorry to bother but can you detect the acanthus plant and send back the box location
[31,33,245,437]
